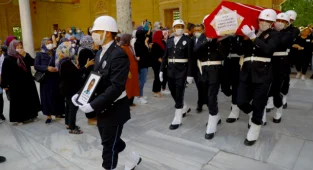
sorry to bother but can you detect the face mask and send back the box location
[259,21,272,32]
[16,49,22,53]
[46,44,53,50]
[69,30,72,33]
[175,29,184,36]
[89,29,92,33]
[71,44,76,47]
[195,32,202,38]
[77,30,81,33]
[184,33,189,36]
[92,32,106,45]
[274,22,286,31]
[54,31,57,35]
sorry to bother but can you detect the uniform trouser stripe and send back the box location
[111,125,120,170]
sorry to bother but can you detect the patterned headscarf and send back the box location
[78,35,93,55]
[119,34,132,46]
[7,40,27,72]
[40,37,52,53]
[55,41,75,70]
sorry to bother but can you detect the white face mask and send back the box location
[259,21,272,32]
[69,30,72,33]
[46,44,53,50]
[77,30,81,33]
[274,22,286,31]
[16,49,22,53]
[54,31,57,35]
[184,33,189,36]
[92,32,106,45]
[71,44,76,47]
[194,32,202,38]
[175,29,184,36]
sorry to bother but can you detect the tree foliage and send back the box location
[281,0,313,27]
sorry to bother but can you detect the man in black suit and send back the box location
[72,16,141,170]
[193,24,229,140]
[192,24,207,113]
[238,9,279,146]
[160,19,193,130]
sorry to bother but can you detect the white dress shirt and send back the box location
[174,35,182,45]
[99,40,114,61]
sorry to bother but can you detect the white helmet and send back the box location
[172,19,185,27]
[276,13,290,24]
[258,9,277,22]
[203,14,210,24]
[286,10,297,21]
[91,15,118,32]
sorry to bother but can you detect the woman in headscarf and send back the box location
[135,30,151,104]
[77,35,97,125]
[35,37,65,124]
[151,30,167,97]
[1,40,40,125]
[58,41,94,134]
[120,34,140,106]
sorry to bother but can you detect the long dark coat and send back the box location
[1,53,41,122]
[34,52,65,116]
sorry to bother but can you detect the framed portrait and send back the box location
[76,72,102,105]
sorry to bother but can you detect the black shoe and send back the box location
[248,124,251,129]
[283,103,287,109]
[45,119,52,124]
[205,133,215,140]
[0,156,6,163]
[0,114,6,121]
[266,108,273,113]
[263,122,267,126]
[196,105,203,113]
[273,118,281,123]
[169,124,181,130]
[226,118,239,123]
[244,139,256,146]
[183,108,191,117]
[310,74,313,79]
[131,157,142,170]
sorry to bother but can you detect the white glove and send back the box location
[71,94,80,107]
[206,37,213,42]
[159,72,163,82]
[187,77,194,84]
[241,25,256,40]
[79,103,94,113]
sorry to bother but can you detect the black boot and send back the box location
[283,103,287,109]
[0,114,5,121]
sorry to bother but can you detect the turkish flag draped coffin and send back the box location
[204,1,280,38]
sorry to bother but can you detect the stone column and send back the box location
[116,0,132,34]
[18,0,35,57]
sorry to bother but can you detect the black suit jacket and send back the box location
[89,42,130,126]
[239,29,280,83]
[160,35,193,79]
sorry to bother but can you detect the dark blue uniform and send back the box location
[193,37,229,116]
[237,29,279,126]
[89,42,130,169]
[160,35,193,109]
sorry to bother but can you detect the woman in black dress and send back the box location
[1,40,40,125]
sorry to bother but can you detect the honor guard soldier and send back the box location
[160,19,193,130]
[71,16,141,170]
[280,10,300,109]
[237,9,279,146]
[222,35,244,123]
[263,13,293,125]
[192,24,207,113]
[193,22,229,140]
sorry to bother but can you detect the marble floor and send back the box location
[1,70,313,170]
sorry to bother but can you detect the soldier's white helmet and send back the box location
[258,9,277,22]
[202,14,210,24]
[286,10,297,21]
[276,13,290,24]
[172,19,185,27]
[91,16,118,32]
